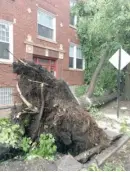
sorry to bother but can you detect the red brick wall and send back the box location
[0,0,84,88]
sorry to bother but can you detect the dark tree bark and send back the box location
[78,92,117,109]
[86,51,107,98]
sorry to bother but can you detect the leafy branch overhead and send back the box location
[73,0,130,94]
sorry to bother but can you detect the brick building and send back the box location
[0,0,84,106]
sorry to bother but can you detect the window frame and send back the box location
[70,15,77,28]
[69,43,85,70]
[0,20,13,64]
[37,8,56,42]
[69,0,77,27]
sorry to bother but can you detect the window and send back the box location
[0,20,13,63]
[76,46,83,69]
[37,9,56,41]
[0,87,13,106]
[70,0,77,26]
[69,43,84,70]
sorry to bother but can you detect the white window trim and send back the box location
[0,20,13,64]
[69,43,85,70]
[37,8,56,42]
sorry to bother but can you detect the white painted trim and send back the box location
[53,17,56,42]
[68,68,84,71]
[38,7,56,17]
[0,19,13,25]
[37,36,57,44]
[83,58,85,70]
[54,71,56,77]
[69,24,77,30]
[74,44,76,69]
[9,23,13,63]
[0,20,13,64]
[24,41,65,53]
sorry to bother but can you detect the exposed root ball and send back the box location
[12,60,110,156]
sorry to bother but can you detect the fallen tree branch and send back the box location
[28,79,48,86]
[32,83,45,140]
[16,111,38,119]
[86,50,108,98]
[19,59,27,65]
[16,82,38,112]
[75,145,102,163]
[92,92,117,107]
[79,92,117,108]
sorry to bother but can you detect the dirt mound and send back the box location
[12,60,110,156]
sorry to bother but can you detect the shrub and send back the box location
[75,85,87,97]
[0,118,24,148]
[29,133,57,160]
[0,118,57,160]
[20,133,57,160]
[20,137,32,153]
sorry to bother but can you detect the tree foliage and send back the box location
[73,0,130,92]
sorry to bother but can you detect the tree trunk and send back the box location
[78,91,117,109]
[12,60,110,156]
[124,64,130,100]
[91,92,117,107]
[86,51,107,98]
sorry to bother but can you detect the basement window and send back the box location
[69,43,84,70]
[0,87,13,106]
[0,20,13,63]
[37,9,56,41]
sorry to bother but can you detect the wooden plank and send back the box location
[75,130,122,163]
[75,145,101,163]
[97,135,129,166]
[83,135,130,169]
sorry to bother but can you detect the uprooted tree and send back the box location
[73,0,130,107]
[12,60,110,158]
[10,0,130,161]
